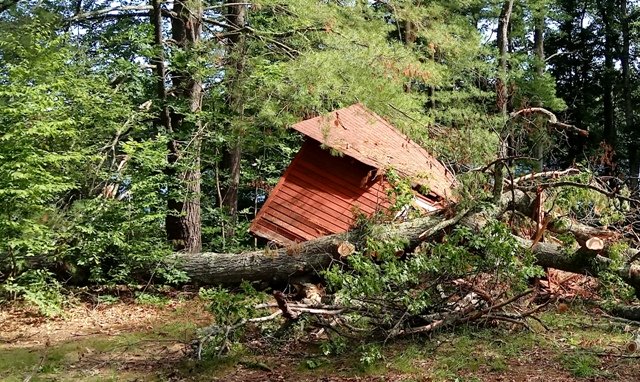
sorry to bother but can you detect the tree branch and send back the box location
[505,168,581,186]
[71,4,156,21]
[510,107,589,137]
[516,180,640,205]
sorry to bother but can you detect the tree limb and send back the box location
[505,168,581,186]
[510,107,589,137]
[71,4,157,21]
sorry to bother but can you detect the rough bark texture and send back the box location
[172,191,532,285]
[220,1,247,231]
[532,7,545,170]
[164,0,204,253]
[597,0,616,152]
[172,213,444,285]
[493,0,514,203]
[621,0,639,188]
[151,0,204,253]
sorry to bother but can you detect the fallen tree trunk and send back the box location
[172,190,640,296]
[172,190,532,285]
[171,214,446,285]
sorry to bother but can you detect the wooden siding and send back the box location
[250,140,392,245]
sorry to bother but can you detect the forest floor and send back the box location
[1,291,640,382]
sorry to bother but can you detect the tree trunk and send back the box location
[220,1,247,234]
[533,12,544,79]
[497,0,513,118]
[493,0,514,203]
[172,190,640,298]
[597,0,617,156]
[161,0,204,253]
[621,0,638,188]
[532,6,545,171]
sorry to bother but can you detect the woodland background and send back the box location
[1,0,640,326]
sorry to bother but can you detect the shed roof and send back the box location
[291,103,456,200]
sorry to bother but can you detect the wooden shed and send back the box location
[249,103,456,246]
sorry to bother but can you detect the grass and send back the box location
[0,337,117,382]
[559,352,601,378]
[2,298,639,381]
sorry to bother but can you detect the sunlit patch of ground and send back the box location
[1,296,639,381]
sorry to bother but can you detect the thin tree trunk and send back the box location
[220,1,247,235]
[222,144,241,220]
[493,0,514,203]
[497,0,513,117]
[533,7,545,171]
[597,0,617,156]
[621,0,638,188]
[163,0,203,253]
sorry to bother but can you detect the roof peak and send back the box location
[291,103,456,200]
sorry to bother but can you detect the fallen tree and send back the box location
[184,183,640,356]
[173,189,640,297]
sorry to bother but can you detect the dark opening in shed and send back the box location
[249,103,456,246]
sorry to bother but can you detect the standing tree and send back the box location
[152,0,204,253]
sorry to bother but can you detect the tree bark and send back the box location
[163,0,204,253]
[597,0,617,156]
[172,190,507,285]
[532,4,545,171]
[493,0,514,203]
[621,0,639,188]
[220,1,247,234]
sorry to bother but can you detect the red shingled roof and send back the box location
[291,103,456,200]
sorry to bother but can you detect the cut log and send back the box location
[337,241,356,258]
[547,216,618,245]
[585,237,605,252]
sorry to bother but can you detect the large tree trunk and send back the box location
[151,0,203,253]
[172,190,640,296]
[164,0,204,253]
[597,0,617,156]
[621,0,639,189]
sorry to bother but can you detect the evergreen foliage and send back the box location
[1,0,636,314]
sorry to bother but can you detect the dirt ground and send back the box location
[1,294,640,382]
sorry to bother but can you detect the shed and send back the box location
[249,103,456,246]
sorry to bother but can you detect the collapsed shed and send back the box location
[249,103,456,246]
